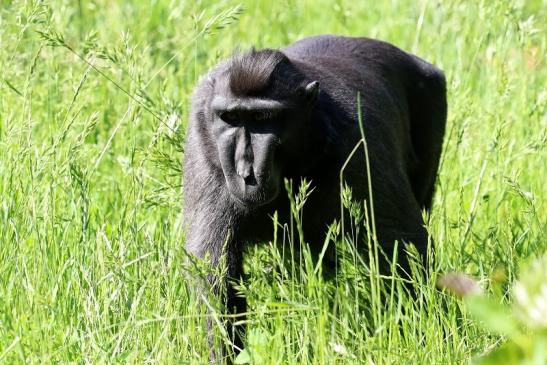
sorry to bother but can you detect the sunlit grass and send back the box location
[0,0,545,363]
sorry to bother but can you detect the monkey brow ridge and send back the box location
[210,96,288,112]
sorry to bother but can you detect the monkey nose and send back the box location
[243,173,257,186]
[236,161,256,186]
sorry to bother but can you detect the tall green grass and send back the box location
[0,0,545,363]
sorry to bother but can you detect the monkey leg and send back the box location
[406,59,447,212]
[368,173,430,281]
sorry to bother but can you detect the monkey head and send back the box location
[207,49,320,208]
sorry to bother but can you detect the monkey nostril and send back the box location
[236,162,256,186]
[255,171,271,183]
[243,172,257,186]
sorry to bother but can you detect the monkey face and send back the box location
[206,55,320,209]
[212,102,284,208]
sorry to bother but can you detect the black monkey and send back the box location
[183,35,446,360]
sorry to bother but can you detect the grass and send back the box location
[0,0,545,363]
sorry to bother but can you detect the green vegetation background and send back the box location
[0,0,545,363]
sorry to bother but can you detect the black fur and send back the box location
[228,49,288,96]
[183,35,447,362]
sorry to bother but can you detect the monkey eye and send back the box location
[219,111,239,125]
[251,110,276,122]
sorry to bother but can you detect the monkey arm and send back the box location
[183,165,247,360]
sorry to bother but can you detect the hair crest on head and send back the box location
[228,48,288,96]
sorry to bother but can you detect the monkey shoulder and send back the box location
[285,35,445,88]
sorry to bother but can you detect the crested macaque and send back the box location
[183,35,447,360]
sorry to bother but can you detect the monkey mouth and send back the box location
[232,189,278,208]
[227,172,280,208]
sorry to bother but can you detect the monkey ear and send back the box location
[304,81,320,104]
[207,72,216,86]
